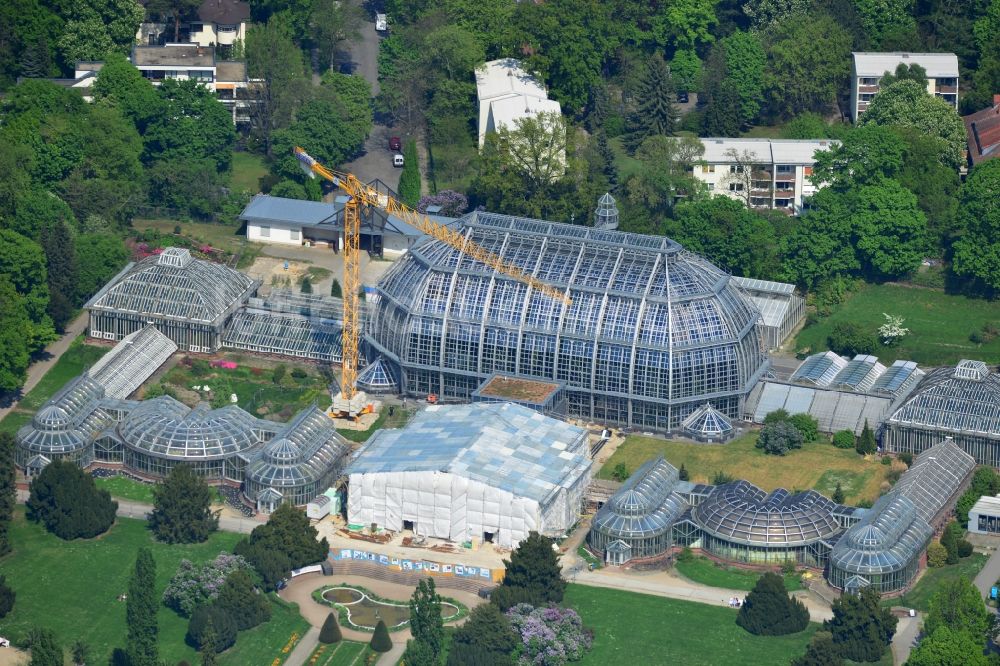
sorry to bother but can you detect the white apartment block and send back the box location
[475,58,562,148]
[189,0,249,51]
[851,52,959,122]
[693,138,837,214]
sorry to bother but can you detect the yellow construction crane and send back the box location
[294,146,571,405]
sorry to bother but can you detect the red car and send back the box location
[388,136,402,151]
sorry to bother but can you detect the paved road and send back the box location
[974,544,1000,598]
[891,615,920,665]
[0,312,89,420]
[283,626,320,666]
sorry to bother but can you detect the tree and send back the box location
[828,322,877,357]
[625,135,704,220]
[417,190,469,217]
[610,463,629,482]
[0,575,14,619]
[924,576,992,640]
[594,132,618,191]
[879,63,928,89]
[831,483,845,504]
[309,0,362,72]
[215,570,271,631]
[791,631,843,666]
[319,612,342,644]
[717,31,766,126]
[679,464,689,481]
[163,553,251,617]
[624,53,677,152]
[187,605,237,652]
[832,431,855,450]
[860,80,966,168]
[824,587,896,662]
[755,421,804,456]
[199,615,219,666]
[853,0,917,49]
[146,0,201,42]
[26,460,117,539]
[270,93,368,181]
[38,220,77,331]
[398,140,421,207]
[330,280,342,298]
[404,578,444,664]
[150,465,218,544]
[736,572,809,635]
[319,72,374,148]
[494,111,567,193]
[126,548,158,666]
[0,433,15,556]
[926,541,947,568]
[661,0,718,48]
[91,54,163,133]
[788,414,819,443]
[670,49,701,94]
[857,420,877,456]
[57,0,144,64]
[300,276,313,294]
[763,15,851,119]
[852,182,926,279]
[446,603,517,666]
[370,620,392,653]
[145,80,235,171]
[246,17,310,155]
[0,279,34,392]
[234,503,328,590]
[812,125,905,191]
[940,524,960,565]
[70,639,89,666]
[952,160,1000,292]
[907,625,990,666]
[0,230,55,351]
[25,627,61,666]
[73,234,128,303]
[492,532,566,611]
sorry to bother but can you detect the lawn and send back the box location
[598,432,890,504]
[306,640,370,666]
[564,584,817,665]
[892,553,989,611]
[794,283,1000,365]
[610,136,644,182]
[1,509,245,664]
[674,556,803,592]
[94,476,157,504]
[229,151,269,194]
[132,218,249,255]
[218,597,310,666]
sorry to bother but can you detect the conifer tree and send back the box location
[200,615,219,666]
[736,572,809,636]
[857,420,877,456]
[595,131,618,191]
[126,548,158,666]
[319,612,342,644]
[370,620,392,653]
[492,531,566,610]
[149,464,218,544]
[825,587,896,662]
[26,459,117,540]
[25,627,61,666]
[832,482,845,504]
[791,631,843,666]
[403,578,444,664]
[447,603,518,666]
[678,463,689,481]
[0,432,15,556]
[625,53,678,152]
[0,576,15,619]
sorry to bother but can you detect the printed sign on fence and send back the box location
[330,548,498,581]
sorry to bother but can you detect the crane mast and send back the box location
[294,146,570,406]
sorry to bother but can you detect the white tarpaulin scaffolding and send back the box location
[346,403,592,548]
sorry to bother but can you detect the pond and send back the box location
[321,586,462,630]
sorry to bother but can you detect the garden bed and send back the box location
[311,584,466,632]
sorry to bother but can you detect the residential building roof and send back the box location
[487,95,562,132]
[240,195,338,227]
[216,60,246,83]
[347,402,592,505]
[475,58,549,104]
[699,138,835,164]
[971,494,1000,517]
[132,44,215,68]
[964,96,1000,166]
[197,0,250,24]
[851,52,959,78]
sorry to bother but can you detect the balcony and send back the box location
[857,85,880,93]
[935,84,958,94]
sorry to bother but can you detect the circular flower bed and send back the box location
[312,584,466,632]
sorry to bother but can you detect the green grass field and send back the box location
[219,597,310,666]
[0,509,262,664]
[229,151,269,193]
[795,283,1000,365]
[599,432,891,504]
[674,556,803,592]
[133,218,249,255]
[93,477,157,504]
[306,640,370,666]
[892,553,988,611]
[564,584,817,665]
[610,136,644,182]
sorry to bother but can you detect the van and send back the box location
[393,154,404,168]
[375,13,388,32]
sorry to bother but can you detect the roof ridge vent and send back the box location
[157,247,194,268]
[954,359,989,381]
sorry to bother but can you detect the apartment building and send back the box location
[475,58,562,148]
[693,138,837,214]
[850,52,959,121]
[189,0,250,55]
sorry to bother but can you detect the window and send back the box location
[775,199,791,208]
[729,183,744,192]
[936,77,956,87]
[776,181,793,191]
[859,93,875,102]
[729,165,744,173]
[776,165,793,173]
[218,24,238,33]
[189,70,213,81]
[259,225,270,238]
[707,183,715,191]
[859,77,879,86]
[290,229,300,241]
[701,164,715,173]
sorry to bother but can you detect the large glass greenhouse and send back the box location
[85,247,258,352]
[882,360,1000,466]
[690,482,844,567]
[829,439,975,593]
[367,211,769,431]
[588,457,687,564]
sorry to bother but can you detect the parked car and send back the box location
[393,154,405,167]
[388,136,401,151]
[375,13,388,32]
[676,91,689,103]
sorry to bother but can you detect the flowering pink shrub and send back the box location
[506,604,593,665]
[416,190,469,217]
[163,552,251,616]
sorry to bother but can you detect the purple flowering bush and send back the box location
[416,190,469,217]
[163,552,250,616]
[506,603,593,666]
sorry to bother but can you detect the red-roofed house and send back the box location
[965,95,1000,168]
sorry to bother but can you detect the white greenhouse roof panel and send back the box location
[88,326,177,399]
[348,402,591,504]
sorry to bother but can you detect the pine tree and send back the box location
[330,279,342,298]
[126,548,159,666]
[595,131,618,190]
[791,631,843,666]
[149,464,218,544]
[940,524,959,565]
[446,604,518,666]
[214,570,271,631]
[200,615,219,666]
[25,627,61,666]
[678,463,689,481]
[370,620,393,653]
[0,432,15,556]
[26,460,117,540]
[19,37,52,78]
[404,578,444,663]
[319,612,342,644]
[624,53,678,152]
[832,482,845,504]
[300,276,313,294]
[492,532,566,611]
[736,572,809,636]
[70,640,90,666]
[825,587,897,662]
[39,220,77,332]
[857,420,877,456]
[587,81,610,133]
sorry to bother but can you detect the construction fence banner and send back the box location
[331,548,503,583]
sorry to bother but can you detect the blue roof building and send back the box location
[346,402,592,547]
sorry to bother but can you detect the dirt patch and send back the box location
[246,256,314,289]
[477,376,559,404]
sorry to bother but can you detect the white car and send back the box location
[393,154,404,168]
[375,13,388,32]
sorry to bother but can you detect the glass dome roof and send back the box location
[356,357,397,392]
[682,403,734,438]
[17,375,109,455]
[693,481,842,546]
[118,397,263,459]
[246,406,349,488]
[887,361,1000,435]
[264,438,302,464]
[592,458,686,540]
[829,493,932,575]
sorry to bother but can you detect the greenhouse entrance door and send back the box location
[605,540,631,566]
